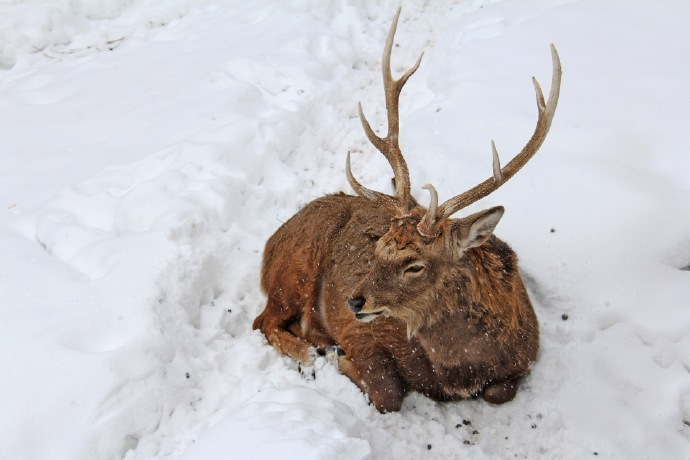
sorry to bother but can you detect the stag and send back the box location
[254,8,561,413]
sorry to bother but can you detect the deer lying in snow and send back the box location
[254,8,561,413]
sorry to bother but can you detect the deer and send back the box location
[253,7,561,413]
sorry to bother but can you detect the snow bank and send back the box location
[1,0,689,459]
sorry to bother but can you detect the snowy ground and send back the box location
[1,0,689,459]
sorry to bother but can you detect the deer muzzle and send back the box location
[347,296,366,313]
[348,295,387,322]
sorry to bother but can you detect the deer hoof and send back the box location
[298,363,316,381]
[328,345,346,356]
[482,379,518,404]
[321,345,345,368]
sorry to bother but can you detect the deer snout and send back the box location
[347,296,366,313]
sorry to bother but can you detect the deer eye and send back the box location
[403,263,425,276]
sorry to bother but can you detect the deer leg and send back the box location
[258,321,318,365]
[482,377,519,404]
[337,348,406,413]
[296,306,338,352]
[253,299,318,365]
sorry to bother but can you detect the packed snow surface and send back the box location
[1,1,689,459]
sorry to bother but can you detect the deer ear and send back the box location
[451,206,505,250]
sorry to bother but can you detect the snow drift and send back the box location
[1,1,689,459]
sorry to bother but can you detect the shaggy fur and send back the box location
[254,194,539,412]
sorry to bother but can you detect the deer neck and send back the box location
[412,243,517,366]
[411,305,478,368]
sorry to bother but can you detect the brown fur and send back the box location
[254,193,539,412]
[253,8,555,413]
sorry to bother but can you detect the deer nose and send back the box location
[347,296,366,313]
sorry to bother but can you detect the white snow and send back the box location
[1,0,689,459]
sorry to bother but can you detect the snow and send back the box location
[1,0,689,458]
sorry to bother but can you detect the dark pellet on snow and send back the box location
[463,440,471,445]
[185,373,190,379]
[227,309,232,313]
[472,430,479,435]
[550,228,556,233]
[427,444,432,450]
[562,313,569,321]
[455,424,461,429]
[463,420,471,426]
[531,423,537,429]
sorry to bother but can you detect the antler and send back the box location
[347,6,424,216]
[418,44,562,237]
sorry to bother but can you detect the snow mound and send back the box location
[1,1,689,459]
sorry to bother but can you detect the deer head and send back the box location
[346,7,561,337]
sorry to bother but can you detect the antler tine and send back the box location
[417,184,439,237]
[356,6,424,215]
[433,44,562,223]
[346,152,401,214]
